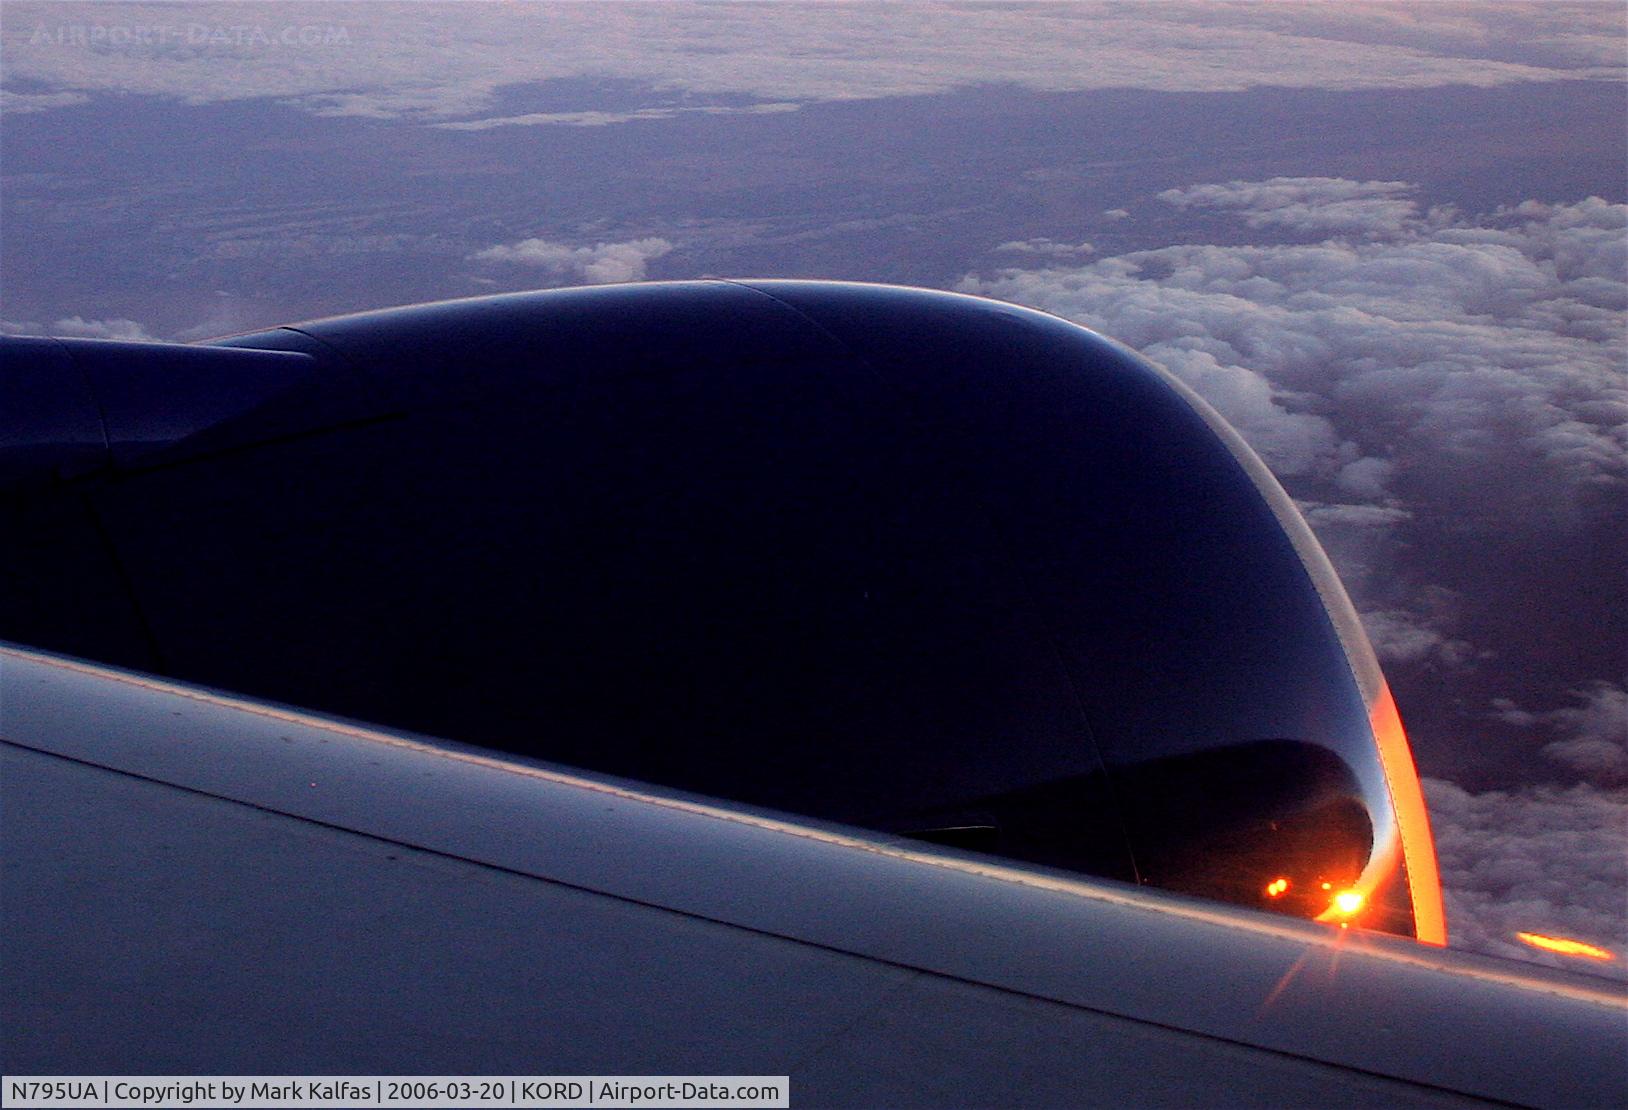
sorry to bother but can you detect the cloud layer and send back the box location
[3,3,1620,122]
[961,180,1626,504]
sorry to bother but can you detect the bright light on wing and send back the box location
[1332,890,1365,916]
[1516,933,1615,961]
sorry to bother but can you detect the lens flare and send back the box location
[1332,890,1365,916]
[1265,878,1290,898]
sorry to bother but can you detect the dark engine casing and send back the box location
[0,280,1445,941]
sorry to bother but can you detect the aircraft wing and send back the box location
[4,642,1623,1107]
[3,281,1625,1105]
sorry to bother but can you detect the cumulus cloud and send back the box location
[1157,177,1423,237]
[1360,608,1476,669]
[2,2,1620,123]
[469,237,674,285]
[1334,455,1395,501]
[1425,777,1626,979]
[1497,680,1628,788]
[959,187,1628,504]
[1543,682,1628,786]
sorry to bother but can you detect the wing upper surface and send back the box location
[3,643,1622,1106]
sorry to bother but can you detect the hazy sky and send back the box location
[2,0,1624,976]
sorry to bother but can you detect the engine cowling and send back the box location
[0,279,1444,942]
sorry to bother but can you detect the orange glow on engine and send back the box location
[1332,890,1365,916]
[1516,933,1615,961]
[1368,683,1447,946]
[1265,878,1290,898]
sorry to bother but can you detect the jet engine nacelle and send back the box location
[0,280,1444,942]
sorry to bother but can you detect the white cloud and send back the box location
[993,239,1094,259]
[469,236,674,285]
[1360,608,1474,669]
[46,316,156,341]
[434,103,800,131]
[1335,455,1395,500]
[1499,680,1628,788]
[1,316,159,341]
[1425,777,1626,979]
[0,89,88,113]
[1543,692,1628,784]
[2,3,1620,122]
[1157,177,1423,237]
[959,189,1628,506]
[1299,501,1411,530]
